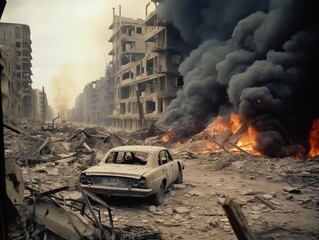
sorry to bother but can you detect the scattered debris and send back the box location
[3,120,319,240]
[118,225,162,240]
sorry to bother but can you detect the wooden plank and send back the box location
[226,123,248,147]
[214,128,232,146]
[36,138,50,155]
[203,130,230,153]
[225,140,252,156]
[3,123,21,134]
[222,196,257,240]
[255,195,276,210]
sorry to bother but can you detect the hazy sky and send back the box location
[1,0,151,114]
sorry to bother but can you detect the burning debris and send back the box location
[156,0,319,158]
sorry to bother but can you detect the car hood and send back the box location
[83,164,152,179]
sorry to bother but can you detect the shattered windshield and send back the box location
[106,151,149,165]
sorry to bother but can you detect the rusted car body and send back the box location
[79,145,184,205]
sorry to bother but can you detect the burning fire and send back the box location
[308,118,319,157]
[207,113,243,134]
[161,128,172,142]
[160,113,319,159]
[205,113,259,155]
[161,128,181,145]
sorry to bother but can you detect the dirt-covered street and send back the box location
[95,152,319,240]
[3,120,319,240]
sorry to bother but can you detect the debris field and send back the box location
[3,118,319,240]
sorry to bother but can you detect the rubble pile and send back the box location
[3,119,319,239]
[3,120,164,240]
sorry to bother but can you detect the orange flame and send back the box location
[308,118,319,157]
[160,128,181,145]
[161,114,319,159]
[161,128,173,142]
[204,113,259,154]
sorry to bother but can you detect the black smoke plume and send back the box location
[156,0,319,157]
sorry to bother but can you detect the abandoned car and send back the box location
[79,145,184,205]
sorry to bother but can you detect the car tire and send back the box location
[175,170,183,184]
[151,183,165,206]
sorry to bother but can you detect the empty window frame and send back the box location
[136,27,142,34]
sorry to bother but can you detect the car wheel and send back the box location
[151,183,165,206]
[175,170,183,184]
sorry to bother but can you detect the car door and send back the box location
[158,150,175,185]
[166,150,179,178]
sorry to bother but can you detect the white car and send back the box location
[79,145,184,205]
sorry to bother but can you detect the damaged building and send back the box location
[70,1,190,130]
[0,22,52,124]
[0,43,20,117]
[32,87,53,123]
[0,23,33,119]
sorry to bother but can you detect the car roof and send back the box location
[109,145,167,152]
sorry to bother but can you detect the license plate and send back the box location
[96,177,129,187]
[102,178,119,186]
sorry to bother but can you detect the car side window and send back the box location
[105,152,116,163]
[166,150,173,161]
[159,150,168,165]
[116,152,129,164]
[106,152,126,164]
[108,151,148,165]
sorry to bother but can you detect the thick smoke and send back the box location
[156,0,319,157]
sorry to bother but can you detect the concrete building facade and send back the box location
[106,3,190,130]
[70,75,109,125]
[32,87,50,122]
[70,2,190,130]
[0,44,20,117]
[88,77,109,125]
[0,22,33,118]
[73,64,114,125]
[106,13,147,130]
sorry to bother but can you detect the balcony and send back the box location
[151,44,182,53]
[156,19,168,27]
[145,8,167,25]
[108,34,114,42]
[145,26,165,42]
[145,8,158,25]
[108,49,114,56]
[155,65,179,76]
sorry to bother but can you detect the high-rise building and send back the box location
[106,10,147,129]
[70,3,190,130]
[0,22,33,118]
[0,43,20,117]
[105,3,190,130]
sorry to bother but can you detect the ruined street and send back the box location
[2,1,319,240]
[97,154,319,240]
[4,119,319,240]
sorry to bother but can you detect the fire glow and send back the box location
[204,113,259,155]
[160,113,319,159]
[309,118,319,158]
[160,128,181,145]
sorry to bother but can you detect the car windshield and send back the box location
[105,151,149,165]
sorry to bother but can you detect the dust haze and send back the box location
[49,64,79,119]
